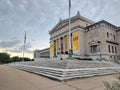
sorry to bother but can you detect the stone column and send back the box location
[63,36,65,54]
[71,33,72,50]
[54,39,57,56]
[57,38,60,54]
[52,40,57,56]
[60,37,64,54]
[64,35,69,54]
[56,39,58,56]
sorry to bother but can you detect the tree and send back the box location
[10,56,21,62]
[19,57,31,61]
[0,53,10,63]
[11,57,32,62]
[0,52,32,63]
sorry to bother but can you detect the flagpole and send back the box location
[68,0,72,58]
[22,43,25,61]
[22,31,26,61]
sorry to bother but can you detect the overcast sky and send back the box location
[0,0,120,58]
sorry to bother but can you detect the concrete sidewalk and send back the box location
[0,65,118,90]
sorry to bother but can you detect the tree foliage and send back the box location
[0,53,10,63]
[0,52,33,64]
[10,56,21,62]
[19,57,31,61]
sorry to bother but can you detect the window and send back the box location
[112,46,114,53]
[115,47,117,53]
[113,35,115,40]
[54,40,56,55]
[108,45,111,53]
[60,37,63,54]
[90,45,97,53]
[34,53,36,58]
[107,32,109,37]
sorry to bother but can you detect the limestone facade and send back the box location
[49,12,120,60]
[34,48,50,60]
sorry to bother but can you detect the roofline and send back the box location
[34,48,50,52]
[49,12,94,34]
[85,20,117,30]
[116,27,120,32]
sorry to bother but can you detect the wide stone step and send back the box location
[9,63,120,81]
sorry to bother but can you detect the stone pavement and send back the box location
[0,65,118,90]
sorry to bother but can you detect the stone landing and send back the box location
[8,59,120,81]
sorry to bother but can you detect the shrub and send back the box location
[104,75,120,90]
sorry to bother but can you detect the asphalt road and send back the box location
[0,65,118,90]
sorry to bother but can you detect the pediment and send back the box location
[55,21,68,30]
[49,12,95,34]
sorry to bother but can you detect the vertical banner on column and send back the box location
[57,39,60,53]
[72,32,79,51]
[65,35,68,52]
[50,41,54,54]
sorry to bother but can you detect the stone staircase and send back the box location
[8,59,120,81]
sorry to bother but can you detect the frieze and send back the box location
[50,25,83,40]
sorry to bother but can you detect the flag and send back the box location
[69,0,71,10]
[24,31,26,44]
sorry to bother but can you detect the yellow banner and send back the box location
[72,32,79,50]
[65,35,68,51]
[50,41,54,54]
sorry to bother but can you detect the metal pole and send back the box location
[22,31,26,61]
[68,0,72,58]
[22,43,25,61]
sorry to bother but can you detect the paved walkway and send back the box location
[0,65,118,90]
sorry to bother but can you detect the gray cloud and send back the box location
[0,40,21,48]
[0,0,120,56]
[6,43,32,54]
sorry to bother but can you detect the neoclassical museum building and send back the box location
[49,11,120,60]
